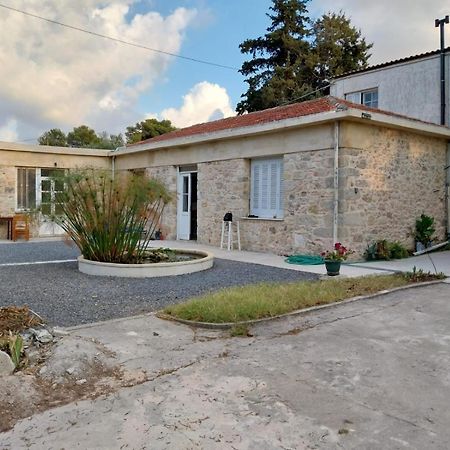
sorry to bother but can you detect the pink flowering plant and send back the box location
[321,242,353,262]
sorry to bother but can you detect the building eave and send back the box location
[111,109,450,158]
[0,141,110,157]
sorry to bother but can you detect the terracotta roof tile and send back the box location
[128,96,337,147]
[127,95,448,148]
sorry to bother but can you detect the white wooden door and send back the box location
[177,172,191,240]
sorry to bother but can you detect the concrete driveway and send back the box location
[3,282,450,449]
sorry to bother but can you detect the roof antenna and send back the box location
[435,15,449,125]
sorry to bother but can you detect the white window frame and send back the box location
[345,88,378,108]
[16,167,38,211]
[16,167,65,215]
[250,157,284,219]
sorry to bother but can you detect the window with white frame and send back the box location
[16,168,65,214]
[17,168,36,210]
[345,88,378,108]
[250,157,284,219]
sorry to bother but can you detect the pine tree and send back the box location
[237,0,313,114]
[237,2,372,113]
[311,12,372,90]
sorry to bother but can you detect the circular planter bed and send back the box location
[78,249,214,278]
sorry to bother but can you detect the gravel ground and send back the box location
[0,242,317,327]
[0,241,79,264]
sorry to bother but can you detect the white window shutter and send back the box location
[252,163,260,210]
[250,158,283,218]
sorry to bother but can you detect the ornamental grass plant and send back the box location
[54,169,171,263]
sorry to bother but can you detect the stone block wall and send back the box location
[339,127,447,255]
[0,166,16,239]
[196,151,336,255]
[197,159,250,246]
[145,166,177,239]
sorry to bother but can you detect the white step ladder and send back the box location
[220,220,241,251]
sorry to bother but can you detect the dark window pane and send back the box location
[54,179,64,191]
[41,179,51,191]
[54,204,64,215]
[41,204,51,215]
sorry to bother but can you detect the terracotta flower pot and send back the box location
[324,260,341,276]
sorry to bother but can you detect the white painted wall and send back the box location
[331,53,450,126]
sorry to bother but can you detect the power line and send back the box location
[0,3,239,71]
[279,84,331,106]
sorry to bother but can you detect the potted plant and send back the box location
[414,214,435,252]
[321,243,353,276]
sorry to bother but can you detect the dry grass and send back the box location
[0,306,43,337]
[163,275,417,323]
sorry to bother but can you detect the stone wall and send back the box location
[197,159,250,247]
[339,126,447,255]
[0,166,16,239]
[145,166,177,239]
[196,151,336,255]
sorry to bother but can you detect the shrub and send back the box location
[365,240,410,261]
[54,169,171,263]
[415,214,435,246]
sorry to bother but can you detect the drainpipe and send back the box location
[110,145,125,180]
[111,154,116,180]
[333,121,340,244]
[435,16,449,125]
[446,143,450,239]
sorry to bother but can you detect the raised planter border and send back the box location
[157,280,445,329]
[78,249,214,278]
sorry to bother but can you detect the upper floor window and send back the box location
[250,157,284,219]
[345,88,378,108]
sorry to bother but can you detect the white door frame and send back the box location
[37,168,65,236]
[176,168,196,240]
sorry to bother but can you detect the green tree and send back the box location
[96,132,125,149]
[237,1,372,113]
[237,0,313,114]
[67,125,100,148]
[311,12,372,89]
[38,128,68,147]
[126,118,176,144]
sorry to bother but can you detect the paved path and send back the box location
[3,283,450,449]
[158,240,450,277]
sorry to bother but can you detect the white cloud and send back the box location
[159,81,234,128]
[0,118,18,142]
[312,0,449,64]
[0,1,197,137]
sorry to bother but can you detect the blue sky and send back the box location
[0,0,448,142]
[135,0,273,116]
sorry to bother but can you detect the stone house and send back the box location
[1,96,450,256]
[0,142,109,237]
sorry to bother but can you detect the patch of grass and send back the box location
[163,274,424,324]
[230,324,251,337]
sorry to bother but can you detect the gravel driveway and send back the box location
[0,241,316,326]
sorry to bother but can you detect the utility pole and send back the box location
[435,15,449,125]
